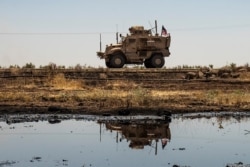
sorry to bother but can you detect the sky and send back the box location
[0,0,250,68]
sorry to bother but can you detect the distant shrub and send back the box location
[209,64,214,69]
[22,62,35,69]
[9,65,20,69]
[74,64,82,70]
[230,63,237,72]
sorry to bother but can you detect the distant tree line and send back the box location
[0,62,249,71]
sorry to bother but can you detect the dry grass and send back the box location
[151,90,191,97]
[203,90,250,107]
[48,73,83,90]
[1,74,250,110]
[150,89,250,108]
[0,92,34,102]
[105,80,137,90]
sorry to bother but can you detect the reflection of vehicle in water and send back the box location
[99,117,171,155]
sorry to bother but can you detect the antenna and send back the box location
[99,33,102,52]
[116,32,118,44]
[155,20,158,36]
[116,24,118,44]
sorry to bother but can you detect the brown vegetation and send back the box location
[0,66,250,114]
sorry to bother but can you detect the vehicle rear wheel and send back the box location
[110,54,125,68]
[151,54,165,68]
[144,58,153,68]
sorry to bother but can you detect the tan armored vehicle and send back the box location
[97,23,171,68]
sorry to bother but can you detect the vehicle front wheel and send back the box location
[110,54,125,68]
[105,61,112,68]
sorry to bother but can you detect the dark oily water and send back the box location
[0,113,250,167]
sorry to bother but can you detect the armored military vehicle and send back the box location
[97,22,171,68]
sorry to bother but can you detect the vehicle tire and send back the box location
[151,54,165,68]
[105,61,112,68]
[110,54,125,68]
[144,58,153,68]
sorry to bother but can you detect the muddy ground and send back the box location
[0,68,250,115]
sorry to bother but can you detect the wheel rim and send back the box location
[114,58,122,65]
[155,58,162,66]
[110,54,125,68]
[151,55,164,68]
